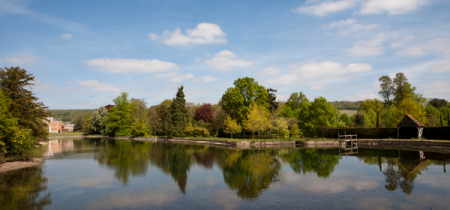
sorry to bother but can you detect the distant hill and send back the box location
[50,109,96,122]
[330,101,361,110]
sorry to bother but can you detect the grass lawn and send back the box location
[339,110,357,116]
[48,132,86,137]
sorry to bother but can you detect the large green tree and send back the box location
[393,73,416,105]
[360,99,384,128]
[378,75,394,105]
[0,66,51,141]
[105,92,132,136]
[286,91,309,111]
[168,86,189,137]
[91,106,109,134]
[222,77,268,124]
[428,98,448,126]
[295,97,338,137]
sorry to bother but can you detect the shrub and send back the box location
[184,127,210,137]
[290,123,302,138]
[5,129,35,161]
[131,119,152,137]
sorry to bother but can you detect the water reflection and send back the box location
[0,167,51,210]
[44,139,74,157]
[280,148,340,178]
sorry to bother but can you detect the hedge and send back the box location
[317,126,450,140]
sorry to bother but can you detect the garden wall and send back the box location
[317,126,450,140]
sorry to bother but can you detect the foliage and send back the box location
[211,105,227,135]
[330,101,361,110]
[0,66,52,141]
[131,118,152,137]
[168,86,189,137]
[130,98,148,123]
[4,129,35,161]
[394,97,427,125]
[295,97,339,137]
[82,113,92,134]
[266,88,278,111]
[223,116,242,138]
[184,127,210,137]
[242,104,269,139]
[425,105,440,126]
[393,72,416,105]
[91,106,108,134]
[339,113,352,126]
[280,148,340,178]
[105,92,132,137]
[271,117,288,139]
[290,123,302,138]
[279,104,295,118]
[286,92,309,111]
[352,110,366,127]
[428,98,448,109]
[50,109,95,122]
[72,113,84,131]
[378,75,394,105]
[360,99,384,128]
[193,103,214,123]
[364,109,377,128]
[222,77,268,124]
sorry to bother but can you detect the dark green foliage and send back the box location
[352,111,366,127]
[286,92,309,110]
[0,66,52,141]
[393,72,416,105]
[266,88,278,112]
[378,75,394,105]
[339,113,352,126]
[280,148,340,178]
[50,109,96,122]
[72,113,84,131]
[82,113,92,134]
[105,92,132,137]
[168,86,189,137]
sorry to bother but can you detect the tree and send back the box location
[266,88,278,112]
[223,116,242,138]
[286,92,309,111]
[379,75,394,105]
[105,92,132,136]
[295,97,338,137]
[82,113,92,134]
[394,98,427,125]
[130,98,148,123]
[168,86,189,137]
[72,113,84,131]
[91,106,108,134]
[360,99,384,128]
[242,104,268,139]
[339,113,352,126]
[222,77,268,124]
[0,66,51,141]
[352,111,366,127]
[193,103,214,123]
[290,123,302,138]
[131,118,152,137]
[272,117,288,139]
[428,98,448,126]
[425,105,440,126]
[393,73,416,105]
[212,105,227,135]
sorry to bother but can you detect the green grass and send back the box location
[339,110,357,116]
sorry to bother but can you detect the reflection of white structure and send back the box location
[44,140,74,157]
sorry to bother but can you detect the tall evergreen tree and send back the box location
[168,86,189,137]
[266,88,278,112]
[0,66,51,141]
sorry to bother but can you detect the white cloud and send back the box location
[309,84,328,90]
[396,38,450,57]
[149,23,227,46]
[422,80,450,99]
[327,18,381,34]
[201,75,221,83]
[390,35,415,47]
[348,33,386,56]
[154,72,194,82]
[431,64,450,73]
[258,67,282,76]
[76,80,127,92]
[60,34,73,39]
[4,55,36,64]
[266,60,372,85]
[204,50,254,71]
[360,0,429,15]
[85,58,179,74]
[344,93,379,101]
[295,0,358,16]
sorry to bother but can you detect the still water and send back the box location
[1,138,450,209]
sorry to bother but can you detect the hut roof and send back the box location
[397,114,424,128]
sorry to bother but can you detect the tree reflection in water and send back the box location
[280,148,340,178]
[0,166,51,210]
[216,149,281,199]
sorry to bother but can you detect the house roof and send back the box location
[397,114,424,128]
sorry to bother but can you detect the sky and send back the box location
[1,0,449,109]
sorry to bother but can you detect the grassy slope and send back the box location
[48,132,85,137]
[339,110,357,116]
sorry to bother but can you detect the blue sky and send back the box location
[1,0,449,109]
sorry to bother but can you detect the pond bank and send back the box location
[0,158,45,173]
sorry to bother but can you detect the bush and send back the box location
[184,127,210,137]
[290,123,302,138]
[0,140,5,163]
[5,129,35,161]
[131,119,152,137]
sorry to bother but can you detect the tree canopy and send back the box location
[168,86,189,137]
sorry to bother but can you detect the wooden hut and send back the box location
[397,114,424,139]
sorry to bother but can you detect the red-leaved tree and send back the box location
[193,103,214,123]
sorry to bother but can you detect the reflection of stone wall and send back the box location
[44,140,74,157]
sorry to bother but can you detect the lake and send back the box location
[1,138,450,209]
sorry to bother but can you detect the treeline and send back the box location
[330,101,361,110]
[50,109,96,121]
[1,67,52,162]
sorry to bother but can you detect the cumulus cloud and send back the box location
[61,34,73,39]
[204,50,254,71]
[201,75,221,83]
[85,58,179,74]
[360,0,429,15]
[327,18,381,34]
[258,67,282,76]
[4,55,36,64]
[348,33,388,56]
[154,72,195,82]
[396,38,450,57]
[266,60,372,85]
[390,35,415,48]
[344,93,380,101]
[76,80,127,92]
[149,23,227,46]
[295,0,358,16]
